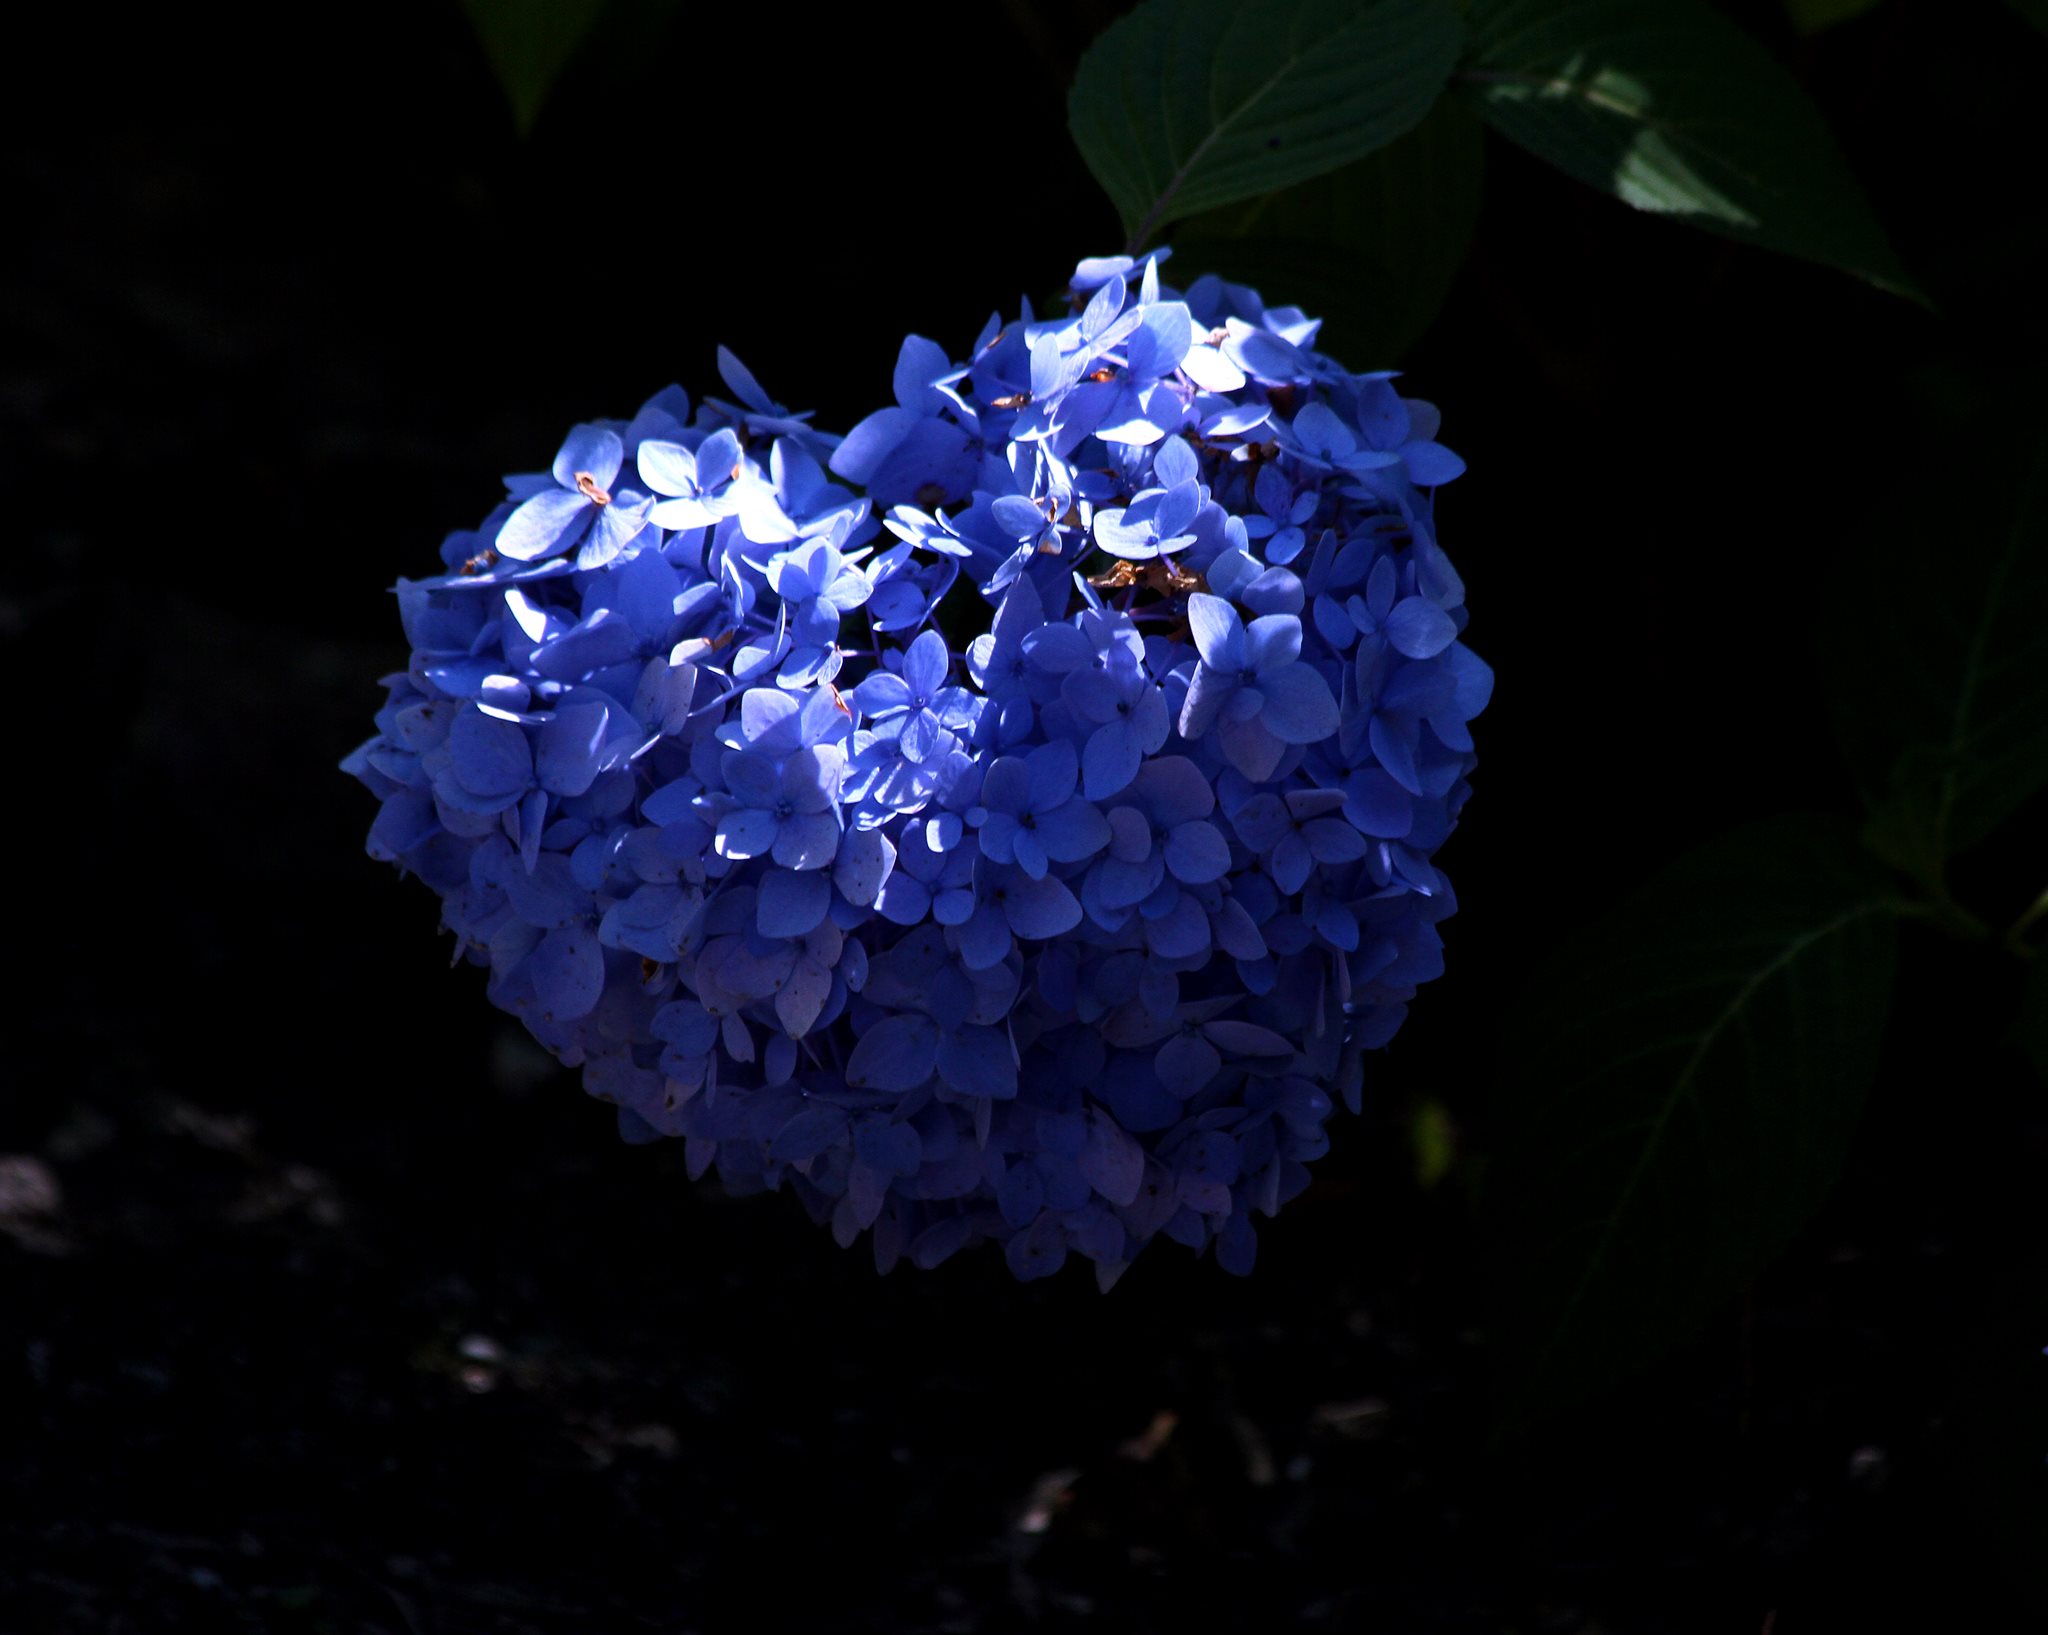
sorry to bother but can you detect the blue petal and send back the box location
[1077,1110,1143,1206]
[773,811,841,871]
[1002,873,1082,940]
[527,922,604,1020]
[716,808,778,859]
[956,901,1014,970]
[448,706,533,797]
[1034,799,1111,864]
[1215,1216,1257,1275]
[1256,662,1340,744]
[1163,820,1230,884]
[1202,1020,1295,1056]
[1024,738,1079,809]
[769,1104,847,1165]
[997,1159,1044,1227]
[937,1026,1018,1101]
[774,958,831,1036]
[1156,1031,1222,1096]
[1082,721,1143,801]
[902,628,950,699]
[845,1013,940,1093]
[1005,1215,1069,1281]
[1245,613,1302,674]
[1369,713,1423,795]
[1178,663,1237,739]
[495,489,593,565]
[1186,593,1243,671]
[758,869,831,937]
[856,1119,923,1177]
[833,827,895,907]
[1402,440,1466,485]
[1386,596,1457,660]
[552,425,624,491]
[536,702,607,797]
[854,671,913,716]
[1230,794,1290,852]
[1130,756,1214,826]
[1304,818,1367,864]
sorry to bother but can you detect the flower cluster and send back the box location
[344,252,1489,1286]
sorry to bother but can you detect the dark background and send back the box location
[5,1,2044,1630]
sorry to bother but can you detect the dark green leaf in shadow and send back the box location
[1936,1326,2048,1615]
[1166,97,1483,364]
[1411,1096,1459,1190]
[2013,950,2048,1084]
[2007,0,2048,40]
[1066,0,1463,248]
[461,0,611,134]
[1487,816,1899,1423]
[1456,0,1920,299]
[1784,0,1880,33]
[1823,414,2048,884]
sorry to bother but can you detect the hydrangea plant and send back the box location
[343,251,1490,1286]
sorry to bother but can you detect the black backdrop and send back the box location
[7,2,2044,1630]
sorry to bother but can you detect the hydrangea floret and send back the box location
[344,253,1490,1287]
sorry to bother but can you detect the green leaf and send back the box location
[2012,952,2048,1084]
[461,0,610,134]
[1487,817,1898,1421]
[1936,1325,2048,1613]
[2006,0,2048,40]
[1410,1095,1459,1189]
[1066,0,1464,249]
[1456,0,1919,298]
[1167,96,1483,363]
[1824,413,2048,882]
[1784,0,1880,33]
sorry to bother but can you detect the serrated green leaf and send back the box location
[1488,816,1898,1422]
[1824,413,2048,881]
[461,0,610,134]
[1168,96,1483,363]
[1067,0,1463,248]
[1457,0,1919,298]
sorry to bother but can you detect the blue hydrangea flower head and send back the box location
[346,255,1488,1287]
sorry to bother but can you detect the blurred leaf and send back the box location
[1168,96,1483,363]
[1823,415,2048,883]
[1488,816,1898,1421]
[461,0,610,133]
[1456,0,1920,299]
[1410,1096,1459,1189]
[2013,949,2048,1084]
[1937,1323,2048,1616]
[1067,0,1462,247]
[1785,0,1880,32]
[2007,0,2048,39]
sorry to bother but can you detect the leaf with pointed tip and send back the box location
[1457,0,1920,300]
[1487,816,1898,1424]
[1067,0,1463,248]
[1171,96,1482,363]
[461,0,610,134]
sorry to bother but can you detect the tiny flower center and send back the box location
[575,471,611,505]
